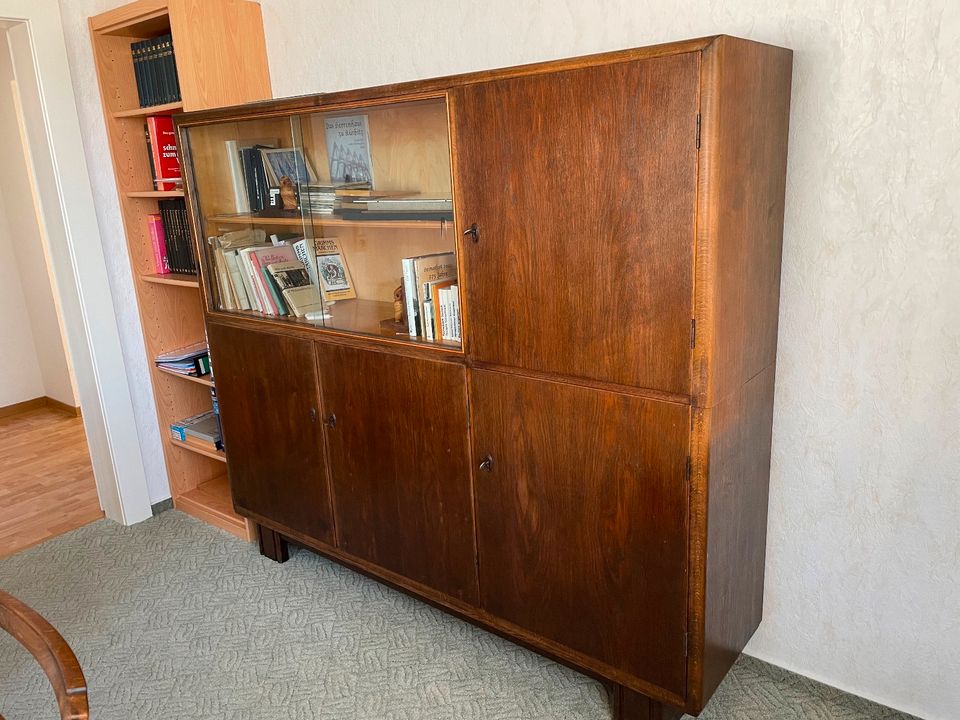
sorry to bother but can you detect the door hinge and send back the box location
[695,114,701,149]
[690,319,696,348]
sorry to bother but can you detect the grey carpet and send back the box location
[0,511,915,719]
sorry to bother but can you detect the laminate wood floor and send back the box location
[0,407,102,558]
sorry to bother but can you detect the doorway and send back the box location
[0,20,102,556]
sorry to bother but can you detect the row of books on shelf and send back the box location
[131,34,181,108]
[402,252,461,342]
[149,198,197,275]
[155,341,210,378]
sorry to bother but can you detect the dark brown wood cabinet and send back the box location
[180,35,793,718]
[207,324,334,544]
[317,344,478,604]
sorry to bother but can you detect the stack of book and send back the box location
[401,252,461,343]
[131,34,181,108]
[338,195,453,222]
[148,198,195,275]
[169,409,222,453]
[209,229,329,318]
[155,342,210,377]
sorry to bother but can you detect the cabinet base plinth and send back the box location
[257,525,289,563]
[614,685,684,720]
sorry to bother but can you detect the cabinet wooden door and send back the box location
[470,369,690,694]
[208,323,334,544]
[317,343,478,604]
[453,54,700,394]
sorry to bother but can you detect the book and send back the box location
[225,138,276,213]
[146,213,169,274]
[438,285,462,342]
[410,253,456,338]
[426,279,456,340]
[314,238,356,302]
[323,115,374,185]
[247,245,297,315]
[292,238,320,289]
[170,410,219,446]
[156,341,210,377]
[265,261,326,318]
[240,145,272,213]
[401,258,419,336]
[131,34,181,108]
[145,116,181,190]
[260,147,317,187]
[158,198,195,274]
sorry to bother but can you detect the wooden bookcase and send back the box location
[176,36,793,718]
[88,0,271,539]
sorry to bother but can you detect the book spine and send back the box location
[238,250,264,312]
[144,123,157,188]
[144,37,157,106]
[160,37,172,105]
[401,258,419,336]
[147,213,170,274]
[131,41,145,107]
[169,35,181,103]
[247,252,278,314]
[422,284,435,341]
[439,288,450,340]
[453,286,461,341]
[260,266,288,316]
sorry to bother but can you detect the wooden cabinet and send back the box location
[207,323,334,544]
[317,344,478,603]
[179,35,793,718]
[470,370,690,694]
[454,55,699,394]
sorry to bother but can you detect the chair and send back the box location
[0,590,88,719]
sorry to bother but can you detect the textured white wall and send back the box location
[57,1,960,717]
[0,27,79,407]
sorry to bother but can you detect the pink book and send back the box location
[247,245,296,315]
[147,213,170,274]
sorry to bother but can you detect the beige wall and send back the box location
[56,1,960,718]
[0,27,78,407]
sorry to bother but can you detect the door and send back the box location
[470,369,690,694]
[208,323,334,544]
[317,343,478,604]
[453,54,700,394]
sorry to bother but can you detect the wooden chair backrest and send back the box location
[0,590,88,720]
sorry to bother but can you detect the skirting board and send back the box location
[0,396,82,419]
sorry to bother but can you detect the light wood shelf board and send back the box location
[208,213,450,231]
[175,475,252,541]
[126,190,184,198]
[169,437,226,463]
[141,272,200,288]
[156,366,214,387]
[113,101,183,118]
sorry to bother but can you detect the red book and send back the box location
[147,213,170,274]
[146,115,181,191]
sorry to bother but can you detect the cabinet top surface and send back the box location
[174,34,780,126]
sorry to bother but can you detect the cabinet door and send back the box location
[470,369,690,695]
[453,54,699,394]
[207,323,334,544]
[317,343,478,604]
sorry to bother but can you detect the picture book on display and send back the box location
[324,115,374,185]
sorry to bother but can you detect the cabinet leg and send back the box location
[613,684,684,720]
[257,524,289,563]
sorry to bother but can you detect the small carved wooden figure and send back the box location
[279,176,298,210]
[393,284,406,324]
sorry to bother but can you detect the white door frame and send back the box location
[1,2,152,525]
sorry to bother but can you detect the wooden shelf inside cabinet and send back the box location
[216,298,462,351]
[208,213,451,231]
[175,475,252,541]
[127,190,184,199]
[170,437,226,463]
[141,273,200,288]
[156,366,214,388]
[112,101,183,119]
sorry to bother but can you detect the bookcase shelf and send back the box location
[156,366,214,388]
[90,0,271,543]
[127,190,184,199]
[112,101,183,119]
[169,437,226,463]
[207,213,450,231]
[141,272,199,288]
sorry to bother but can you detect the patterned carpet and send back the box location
[0,511,915,719]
